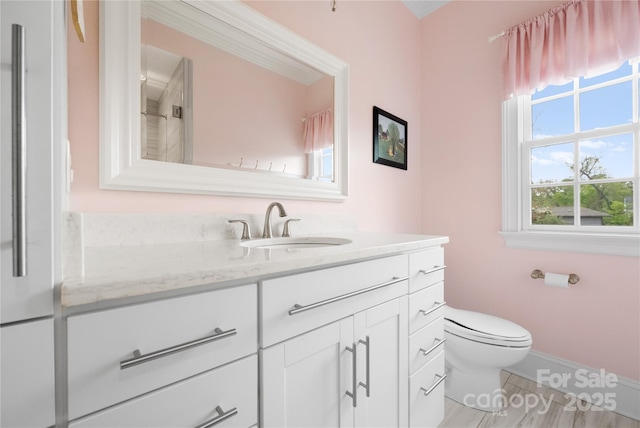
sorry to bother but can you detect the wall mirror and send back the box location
[100,0,349,200]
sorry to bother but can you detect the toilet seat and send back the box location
[445,307,532,348]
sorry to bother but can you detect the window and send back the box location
[308,147,333,182]
[502,59,640,256]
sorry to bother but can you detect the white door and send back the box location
[354,297,409,428]
[0,0,58,323]
[261,318,355,428]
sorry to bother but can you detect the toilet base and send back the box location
[444,364,505,412]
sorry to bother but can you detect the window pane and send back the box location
[578,134,634,180]
[579,62,632,88]
[531,143,574,183]
[531,185,574,225]
[531,80,573,100]
[531,96,574,139]
[580,182,634,226]
[579,81,632,131]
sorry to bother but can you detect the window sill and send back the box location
[500,231,640,257]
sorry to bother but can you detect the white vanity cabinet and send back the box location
[66,284,258,426]
[260,255,410,428]
[407,248,447,428]
[62,241,449,428]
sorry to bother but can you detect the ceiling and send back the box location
[401,0,449,19]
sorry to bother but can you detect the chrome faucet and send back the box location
[262,202,287,238]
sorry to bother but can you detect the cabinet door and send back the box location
[1,0,60,323]
[354,297,408,428]
[261,318,355,428]
[0,319,55,428]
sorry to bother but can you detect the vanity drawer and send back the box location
[261,255,408,347]
[409,316,445,375]
[70,355,258,428]
[408,282,444,334]
[408,247,445,293]
[409,350,445,428]
[67,284,258,420]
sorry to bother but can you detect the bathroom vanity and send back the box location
[60,218,448,428]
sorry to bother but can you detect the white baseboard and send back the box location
[506,350,640,421]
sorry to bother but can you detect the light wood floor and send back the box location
[439,371,640,428]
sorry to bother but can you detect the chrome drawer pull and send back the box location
[289,276,408,316]
[420,373,447,397]
[120,327,237,370]
[195,405,238,428]
[12,24,27,277]
[418,265,446,275]
[346,342,358,407]
[420,337,446,357]
[419,301,446,317]
[358,336,370,397]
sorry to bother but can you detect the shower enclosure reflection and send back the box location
[140,45,193,164]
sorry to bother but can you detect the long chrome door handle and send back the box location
[419,337,446,357]
[419,301,446,317]
[195,405,238,428]
[418,265,446,275]
[120,327,237,370]
[420,373,447,397]
[289,276,408,316]
[358,336,370,397]
[11,24,27,277]
[346,342,358,407]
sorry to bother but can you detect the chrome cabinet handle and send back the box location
[11,24,27,277]
[195,405,238,428]
[358,336,370,397]
[418,265,446,275]
[419,337,446,358]
[420,373,447,397]
[120,327,237,370]
[346,342,358,407]
[289,276,408,316]
[419,301,446,317]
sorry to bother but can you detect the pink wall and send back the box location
[420,1,640,381]
[67,0,423,232]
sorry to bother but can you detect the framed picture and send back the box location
[373,106,407,170]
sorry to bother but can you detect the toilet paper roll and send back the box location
[544,272,569,288]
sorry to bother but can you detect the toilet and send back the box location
[443,305,532,411]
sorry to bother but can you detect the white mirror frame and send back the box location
[99,0,349,201]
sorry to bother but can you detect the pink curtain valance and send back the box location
[501,0,640,99]
[303,108,333,154]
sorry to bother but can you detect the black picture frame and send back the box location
[373,106,407,170]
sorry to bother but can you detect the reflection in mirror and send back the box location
[100,0,349,200]
[140,45,193,164]
[140,0,334,181]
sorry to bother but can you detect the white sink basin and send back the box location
[240,237,352,250]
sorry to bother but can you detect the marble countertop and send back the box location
[61,232,448,308]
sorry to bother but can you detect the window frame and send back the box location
[501,63,640,257]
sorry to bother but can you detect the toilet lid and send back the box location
[444,306,532,348]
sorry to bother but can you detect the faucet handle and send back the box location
[229,219,252,240]
[282,218,300,237]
